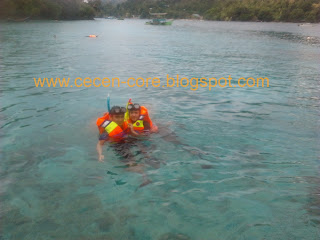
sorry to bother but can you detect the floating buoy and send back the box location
[88,35,97,38]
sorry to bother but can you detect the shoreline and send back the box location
[1,18,319,24]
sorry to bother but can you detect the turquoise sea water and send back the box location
[1,19,320,240]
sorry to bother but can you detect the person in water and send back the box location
[96,106,145,168]
[96,106,128,162]
[96,105,152,187]
[125,101,158,136]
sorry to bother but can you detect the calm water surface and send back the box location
[1,19,320,240]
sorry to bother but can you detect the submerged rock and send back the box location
[139,179,152,188]
[95,215,115,232]
[201,164,214,169]
[35,218,60,232]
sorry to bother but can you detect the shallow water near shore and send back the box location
[1,19,320,239]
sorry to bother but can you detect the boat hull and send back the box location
[145,20,173,25]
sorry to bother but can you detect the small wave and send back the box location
[253,30,320,46]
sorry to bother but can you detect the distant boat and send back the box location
[117,18,124,20]
[146,13,173,25]
[105,16,116,19]
[7,16,30,22]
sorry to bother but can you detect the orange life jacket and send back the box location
[96,113,128,140]
[96,112,110,134]
[127,106,153,133]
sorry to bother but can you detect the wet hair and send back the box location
[110,106,126,116]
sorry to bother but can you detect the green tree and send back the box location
[289,8,305,21]
[257,7,274,21]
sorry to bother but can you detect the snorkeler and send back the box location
[96,106,128,162]
[96,105,151,186]
[125,100,158,136]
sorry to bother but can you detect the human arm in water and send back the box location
[143,111,158,133]
[96,140,105,162]
[144,119,158,133]
[128,123,140,136]
[141,120,159,135]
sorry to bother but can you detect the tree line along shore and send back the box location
[1,0,319,22]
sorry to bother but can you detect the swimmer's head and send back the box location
[128,103,140,122]
[110,106,126,126]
